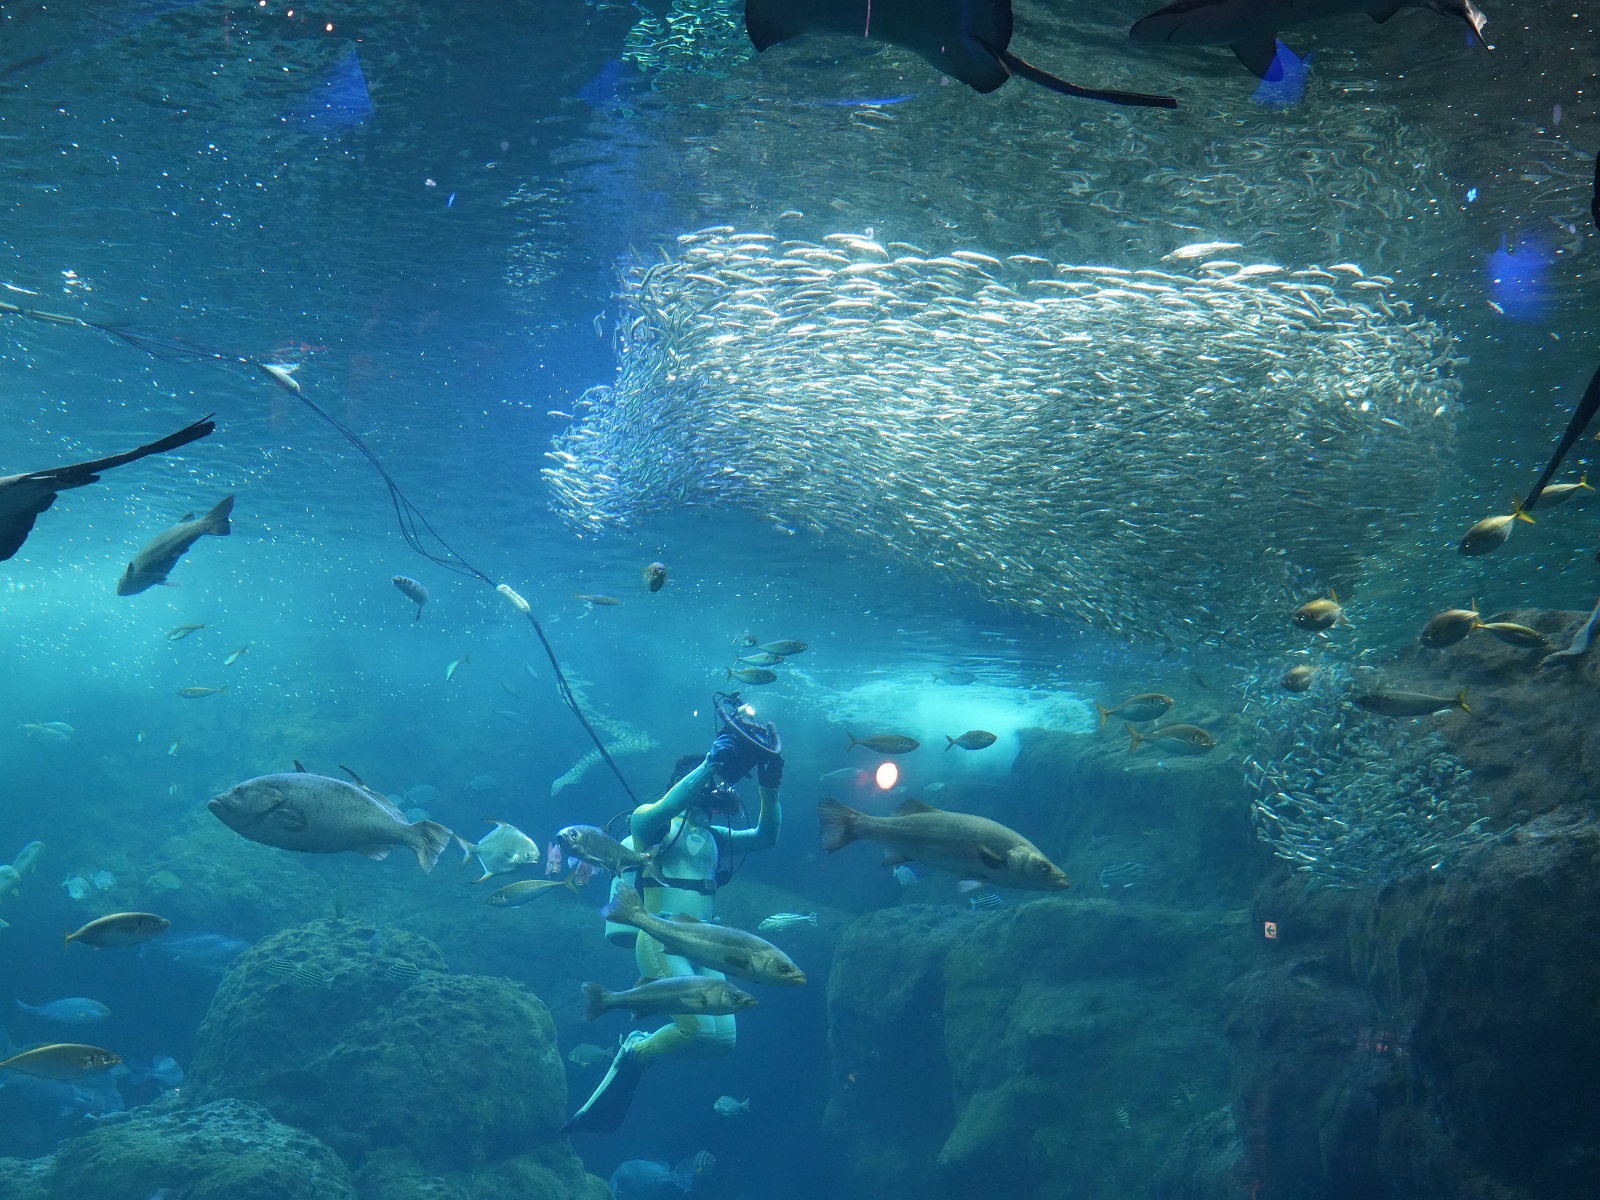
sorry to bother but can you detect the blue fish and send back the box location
[131,1055,184,1088]
[610,1155,712,1200]
[14,997,110,1024]
[148,930,250,972]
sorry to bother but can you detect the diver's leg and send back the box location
[628,943,734,1060]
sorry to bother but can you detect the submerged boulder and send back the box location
[45,1099,355,1200]
[190,919,568,1170]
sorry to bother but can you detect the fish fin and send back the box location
[817,797,861,853]
[157,580,179,588]
[205,494,234,535]
[846,733,860,750]
[996,49,1177,109]
[1230,33,1280,78]
[180,512,195,522]
[1457,688,1471,714]
[581,982,611,1021]
[723,950,751,969]
[602,884,644,926]
[977,846,1007,869]
[945,736,955,751]
[1095,703,1110,730]
[1126,722,1144,754]
[670,912,704,923]
[410,821,452,873]
[293,760,306,773]
[470,872,494,885]
[338,764,367,787]
[1513,499,1536,524]
[272,806,308,833]
[1368,1,1404,21]
[1582,474,1594,491]
[634,976,659,987]
[882,852,910,867]
[357,845,393,861]
[893,798,939,816]
[455,836,477,866]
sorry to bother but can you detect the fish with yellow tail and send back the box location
[1420,602,1481,649]
[1522,474,1592,509]
[1126,723,1215,756]
[1476,621,1553,650]
[1353,688,1470,717]
[0,1044,120,1080]
[818,796,1069,891]
[1292,590,1347,631]
[1095,693,1173,729]
[65,912,170,949]
[1459,503,1534,556]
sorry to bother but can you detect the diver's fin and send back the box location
[562,1042,645,1134]
[1230,33,1279,77]
[996,49,1178,108]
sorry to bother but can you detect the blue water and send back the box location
[1,1,1598,1198]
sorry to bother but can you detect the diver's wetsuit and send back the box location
[564,750,780,1133]
[621,757,780,1058]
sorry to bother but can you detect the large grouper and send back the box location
[208,772,453,871]
[819,797,1071,890]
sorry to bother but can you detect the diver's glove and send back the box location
[757,751,784,790]
[708,731,760,784]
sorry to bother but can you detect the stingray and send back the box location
[744,0,1177,109]
[1129,0,1489,78]
[0,414,214,562]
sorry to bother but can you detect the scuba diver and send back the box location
[563,692,784,1133]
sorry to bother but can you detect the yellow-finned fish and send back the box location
[1475,622,1552,650]
[1353,688,1470,717]
[176,686,227,698]
[1420,603,1480,649]
[1292,590,1347,631]
[1126,722,1215,755]
[1094,693,1173,728]
[1523,474,1592,509]
[66,912,171,949]
[1458,505,1534,557]
[484,876,581,907]
[0,1044,121,1080]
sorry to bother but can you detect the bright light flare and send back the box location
[874,761,898,790]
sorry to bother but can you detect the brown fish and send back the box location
[728,667,778,685]
[1420,603,1481,649]
[0,1044,120,1080]
[643,562,669,592]
[582,975,759,1021]
[1280,664,1317,692]
[1292,590,1347,631]
[117,495,234,595]
[847,733,920,754]
[1126,722,1215,755]
[1094,693,1173,728]
[66,912,171,949]
[945,730,997,751]
[1476,622,1553,650]
[1353,688,1470,717]
[819,797,1069,891]
[485,877,581,907]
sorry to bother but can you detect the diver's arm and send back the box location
[632,758,715,846]
[723,785,781,853]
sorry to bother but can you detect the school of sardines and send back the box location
[545,228,1460,646]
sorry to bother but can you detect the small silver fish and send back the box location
[224,645,249,666]
[446,654,470,682]
[757,912,819,931]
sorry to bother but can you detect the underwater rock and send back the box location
[0,1157,48,1200]
[1008,723,1259,907]
[190,920,571,1171]
[354,1144,612,1200]
[827,898,1253,1200]
[42,1098,356,1200]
